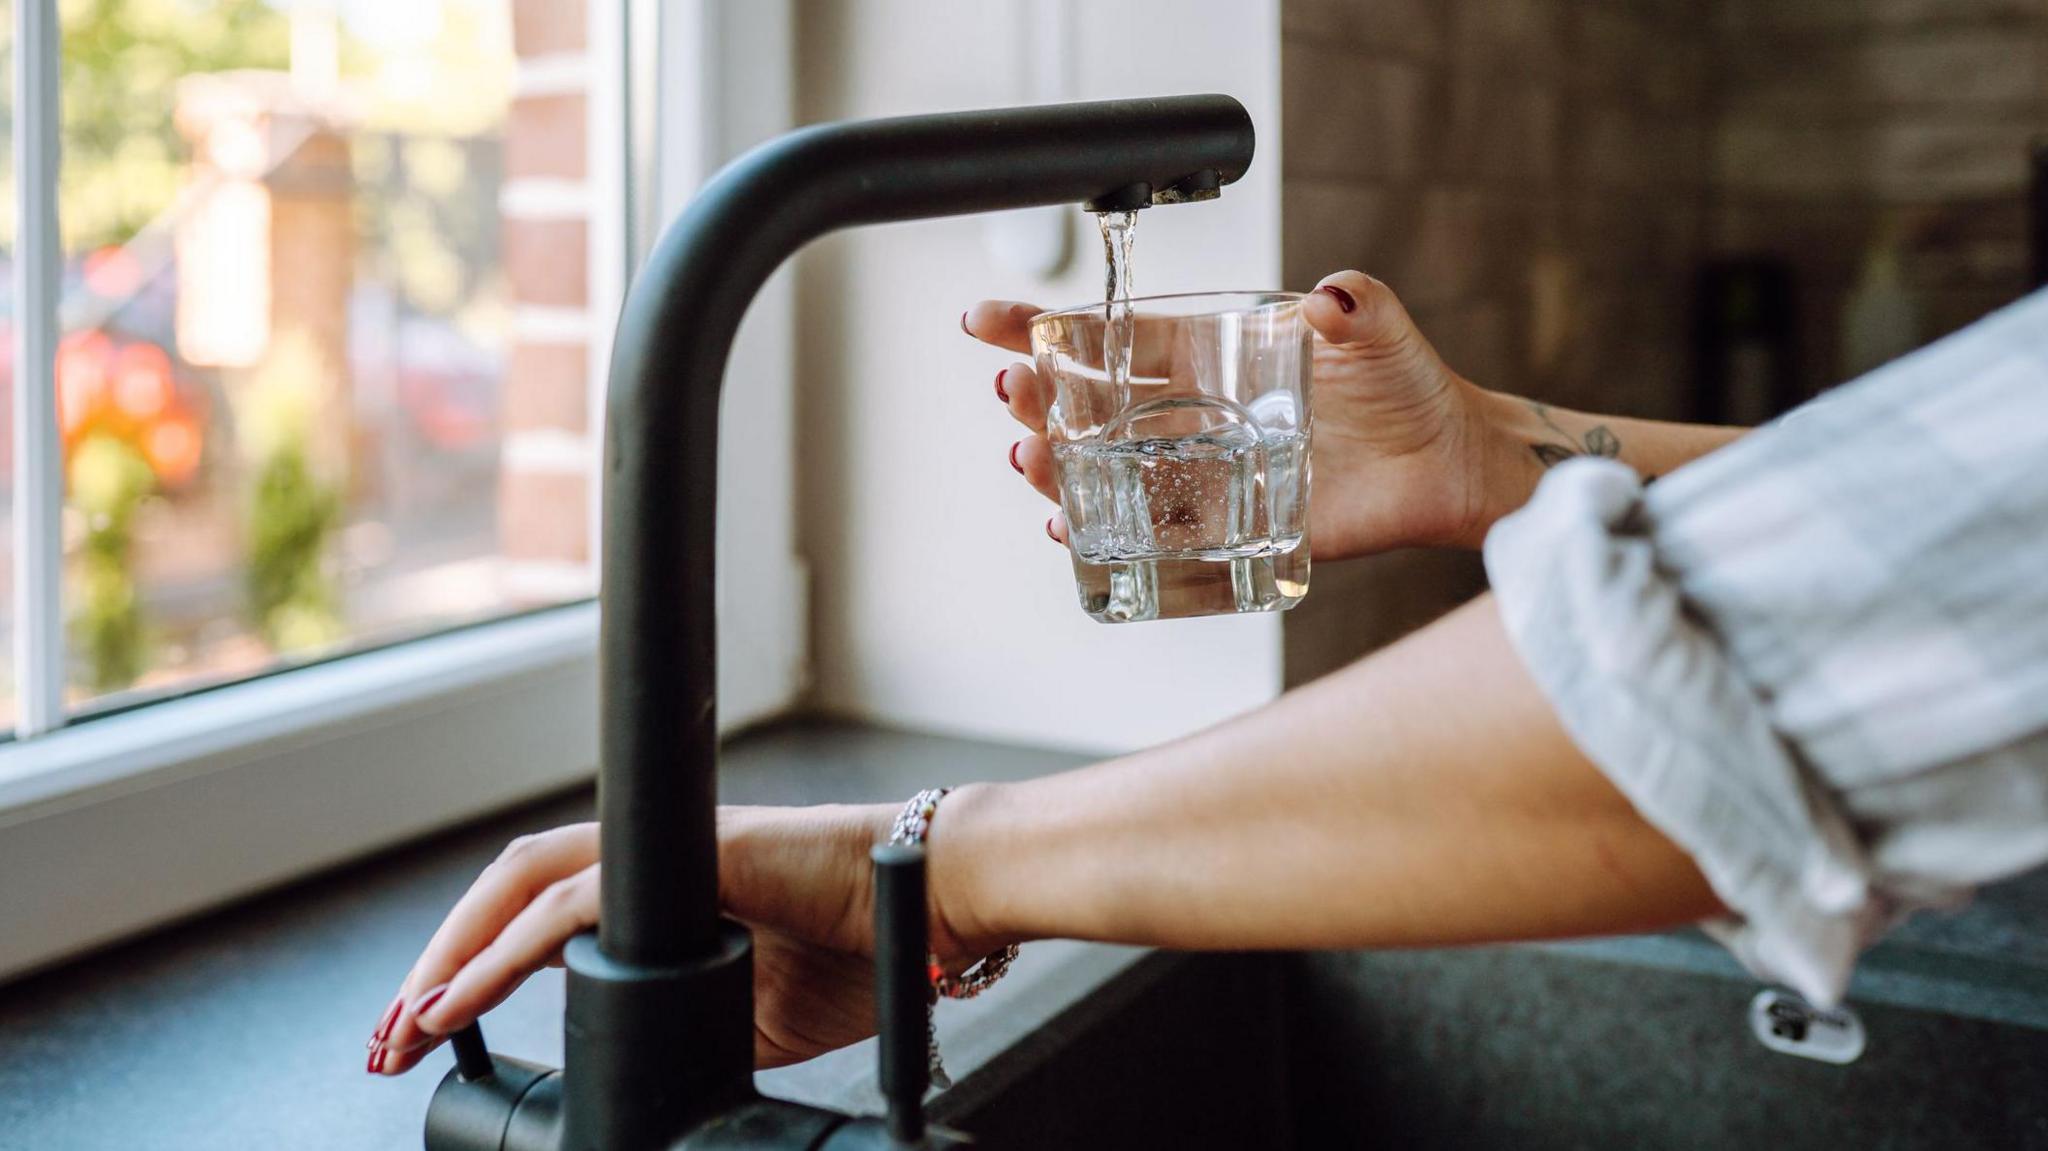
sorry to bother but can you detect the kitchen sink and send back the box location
[931,922,2048,1149]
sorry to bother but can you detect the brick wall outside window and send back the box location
[499,0,598,594]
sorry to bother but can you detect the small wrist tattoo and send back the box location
[1525,400,1622,469]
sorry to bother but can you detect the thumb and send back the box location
[1301,271,1426,356]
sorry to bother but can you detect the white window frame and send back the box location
[0,0,803,983]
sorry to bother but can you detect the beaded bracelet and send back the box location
[886,786,1019,1086]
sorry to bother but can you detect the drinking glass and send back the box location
[1030,291,1312,622]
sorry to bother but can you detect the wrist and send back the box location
[921,781,1026,959]
[1452,384,1553,549]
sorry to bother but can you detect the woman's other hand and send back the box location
[367,805,986,1075]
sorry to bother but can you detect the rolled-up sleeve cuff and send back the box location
[1482,458,1885,1006]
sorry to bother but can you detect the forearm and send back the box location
[932,595,1721,954]
[1479,388,1745,491]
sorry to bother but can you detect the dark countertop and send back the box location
[4,719,2045,1149]
[0,721,1091,1151]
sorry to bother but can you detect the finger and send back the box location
[1045,511,1068,545]
[370,1033,446,1076]
[996,361,1050,434]
[386,864,601,1075]
[1009,435,1059,503]
[963,300,1040,353]
[378,824,598,1058]
[1301,271,1427,357]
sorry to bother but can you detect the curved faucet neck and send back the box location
[596,93,1255,968]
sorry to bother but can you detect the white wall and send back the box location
[794,0,1287,754]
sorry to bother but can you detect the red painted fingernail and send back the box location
[995,368,1010,403]
[961,311,972,336]
[367,1045,386,1074]
[1317,284,1356,313]
[1009,442,1024,473]
[1045,517,1060,542]
[368,994,403,1049]
[409,983,451,1032]
[385,1032,446,1058]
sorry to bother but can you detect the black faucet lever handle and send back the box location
[449,1022,495,1082]
[871,843,932,1144]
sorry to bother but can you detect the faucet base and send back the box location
[561,921,758,1150]
[425,1053,562,1151]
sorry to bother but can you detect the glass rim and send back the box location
[1030,289,1304,328]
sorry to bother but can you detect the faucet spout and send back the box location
[567,93,1253,1151]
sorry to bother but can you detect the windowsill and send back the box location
[0,603,598,818]
[0,603,605,983]
[0,719,1108,1150]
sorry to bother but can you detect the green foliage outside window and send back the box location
[240,333,344,654]
[68,434,157,691]
[245,438,343,653]
[42,0,291,251]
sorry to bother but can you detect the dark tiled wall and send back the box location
[1710,0,2048,395]
[1279,0,2048,682]
[1279,0,1713,681]
[1282,0,1711,415]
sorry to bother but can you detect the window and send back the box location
[1,0,808,985]
[3,0,616,732]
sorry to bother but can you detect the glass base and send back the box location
[1072,547,1309,623]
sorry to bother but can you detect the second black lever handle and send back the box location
[871,843,931,1145]
[449,1022,495,1081]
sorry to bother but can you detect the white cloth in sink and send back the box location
[1484,287,2048,1007]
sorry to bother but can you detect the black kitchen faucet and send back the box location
[421,94,1256,1151]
